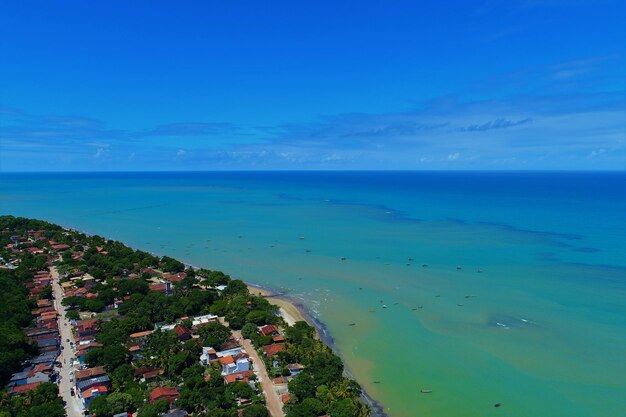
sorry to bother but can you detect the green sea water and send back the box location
[1,171,624,416]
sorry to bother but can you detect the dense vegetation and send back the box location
[0,383,65,417]
[0,215,370,417]
[0,218,54,386]
[0,268,37,386]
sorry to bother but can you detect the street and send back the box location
[51,266,86,417]
[232,329,286,417]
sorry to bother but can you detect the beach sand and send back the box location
[247,284,305,326]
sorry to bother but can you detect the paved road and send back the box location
[51,266,86,417]
[233,330,285,417]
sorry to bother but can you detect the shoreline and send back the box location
[59,223,387,417]
[246,282,388,417]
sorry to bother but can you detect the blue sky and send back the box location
[1,1,625,171]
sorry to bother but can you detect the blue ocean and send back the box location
[1,171,625,417]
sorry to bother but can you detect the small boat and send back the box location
[476,268,483,273]
[348,323,356,326]
[494,403,502,408]
[373,380,381,384]
[420,389,432,393]
[382,305,388,308]
[422,264,429,267]
[435,295,441,298]
[394,302,399,305]
[341,257,347,261]
[305,249,311,252]
[408,257,414,261]
[464,295,477,298]
[456,265,462,270]
[368,309,375,313]
[299,236,305,240]
[457,304,464,307]
[406,263,411,266]
[411,308,417,311]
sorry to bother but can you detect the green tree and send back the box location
[241,323,258,339]
[107,391,135,415]
[197,322,231,348]
[286,397,326,417]
[328,398,359,417]
[225,381,254,399]
[242,404,269,417]
[137,398,170,417]
[222,279,248,297]
[86,344,130,371]
[89,396,112,417]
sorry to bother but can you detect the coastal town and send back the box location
[0,216,369,417]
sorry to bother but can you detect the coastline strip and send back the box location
[246,283,388,417]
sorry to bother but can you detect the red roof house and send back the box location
[149,387,179,403]
[262,343,285,358]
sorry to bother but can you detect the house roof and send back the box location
[149,387,179,402]
[219,356,235,365]
[149,283,168,292]
[77,375,110,391]
[142,369,162,379]
[129,330,153,338]
[31,364,52,374]
[262,343,285,357]
[224,370,254,384]
[9,382,42,395]
[174,325,191,336]
[75,366,106,380]
[82,385,109,399]
[259,324,279,336]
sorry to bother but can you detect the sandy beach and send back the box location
[246,284,306,326]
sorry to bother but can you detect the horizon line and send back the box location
[1,168,625,174]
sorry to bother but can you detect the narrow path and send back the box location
[51,266,85,417]
[233,329,285,417]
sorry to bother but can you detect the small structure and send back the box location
[262,343,285,358]
[219,355,252,375]
[8,382,43,396]
[174,325,192,342]
[149,386,179,404]
[82,385,109,406]
[286,363,304,377]
[192,314,218,327]
[224,370,254,384]
[259,324,280,337]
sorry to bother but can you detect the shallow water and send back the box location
[1,171,625,417]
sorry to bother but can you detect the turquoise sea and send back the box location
[1,171,625,417]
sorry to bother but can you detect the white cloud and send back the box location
[588,148,606,158]
[447,152,460,161]
[94,147,107,158]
